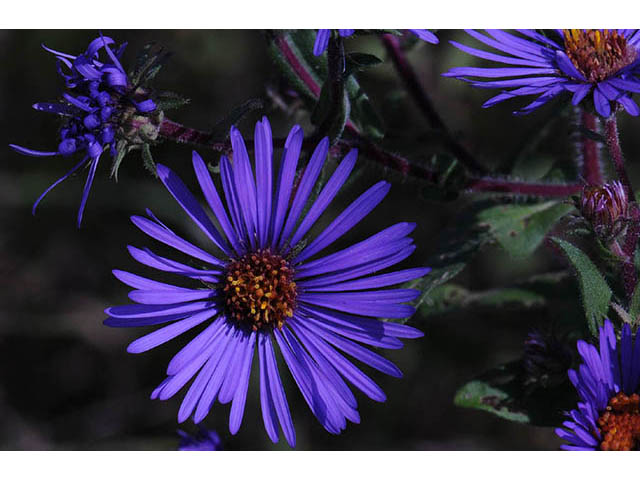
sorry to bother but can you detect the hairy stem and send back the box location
[381,33,488,175]
[317,34,346,141]
[466,178,582,196]
[605,116,634,198]
[580,112,603,185]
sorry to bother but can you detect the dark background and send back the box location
[2,30,639,450]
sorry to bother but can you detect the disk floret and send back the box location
[598,392,640,451]
[564,29,637,82]
[223,249,297,331]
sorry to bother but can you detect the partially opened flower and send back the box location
[178,428,222,451]
[9,35,158,227]
[444,30,640,117]
[556,319,640,450]
[313,29,438,56]
[105,117,428,447]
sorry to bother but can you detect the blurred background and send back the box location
[2,30,639,451]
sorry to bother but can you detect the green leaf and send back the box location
[629,283,640,324]
[345,75,384,140]
[130,43,171,87]
[155,91,191,111]
[454,360,576,426]
[110,139,130,181]
[455,377,530,424]
[141,143,157,177]
[551,237,612,335]
[419,284,545,317]
[478,201,573,258]
[344,52,383,75]
[209,98,264,142]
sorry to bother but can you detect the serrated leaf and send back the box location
[551,237,611,335]
[478,201,572,258]
[130,43,171,87]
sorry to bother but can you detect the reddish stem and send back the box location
[466,178,582,196]
[605,116,634,199]
[580,112,603,185]
[381,33,487,175]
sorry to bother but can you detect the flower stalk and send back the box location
[381,33,488,175]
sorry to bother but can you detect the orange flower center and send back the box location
[223,249,297,331]
[597,392,640,451]
[564,29,637,82]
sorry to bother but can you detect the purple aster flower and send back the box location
[556,319,640,450]
[313,29,438,56]
[105,117,429,448]
[178,428,222,451]
[9,35,157,227]
[443,30,640,117]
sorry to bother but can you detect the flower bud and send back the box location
[579,181,629,240]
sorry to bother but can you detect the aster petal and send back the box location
[289,322,386,403]
[301,304,423,339]
[273,328,334,432]
[254,117,273,249]
[409,29,439,44]
[620,322,633,394]
[294,181,390,263]
[287,149,358,251]
[297,244,416,288]
[220,155,248,243]
[192,151,242,255]
[104,312,195,328]
[126,307,219,354]
[571,84,592,105]
[156,164,231,256]
[105,300,214,319]
[593,86,612,117]
[271,125,303,247]
[278,137,329,249]
[31,155,88,216]
[449,40,552,67]
[303,267,430,292]
[617,95,640,116]
[262,333,296,447]
[554,51,586,81]
[258,334,282,444]
[230,126,258,248]
[295,222,415,277]
[229,331,257,434]
[126,246,221,282]
[128,288,217,305]
[9,144,59,157]
[338,29,355,38]
[194,327,241,423]
[218,329,251,404]
[112,269,199,291]
[465,29,554,61]
[300,290,418,318]
[131,215,225,267]
[280,327,356,431]
[444,66,557,79]
[314,30,331,56]
[178,323,234,423]
[167,315,227,376]
[157,331,225,401]
[303,319,403,378]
